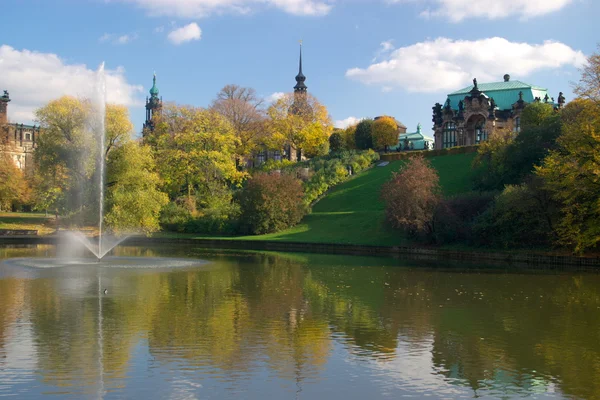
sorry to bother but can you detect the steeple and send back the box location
[0,90,10,125]
[294,42,307,93]
[144,73,163,136]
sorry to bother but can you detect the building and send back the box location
[390,123,434,151]
[143,73,163,136]
[0,90,41,171]
[432,75,565,149]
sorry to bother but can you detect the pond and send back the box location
[1,245,599,399]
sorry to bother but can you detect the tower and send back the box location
[293,42,307,94]
[0,90,10,125]
[143,73,162,135]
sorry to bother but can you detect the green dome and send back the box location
[149,74,159,96]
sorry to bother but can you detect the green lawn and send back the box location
[237,152,477,245]
[0,212,56,234]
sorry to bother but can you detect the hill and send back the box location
[241,153,477,246]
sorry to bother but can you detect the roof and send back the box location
[399,132,434,142]
[149,74,159,96]
[446,79,553,111]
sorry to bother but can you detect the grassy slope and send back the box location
[238,153,476,245]
[0,212,56,234]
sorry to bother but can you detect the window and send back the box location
[273,150,281,161]
[257,151,266,164]
[475,122,488,144]
[25,133,31,141]
[442,122,457,148]
[513,117,521,133]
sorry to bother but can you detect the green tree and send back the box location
[372,116,398,151]
[354,119,374,150]
[104,141,168,234]
[536,98,600,253]
[328,129,344,153]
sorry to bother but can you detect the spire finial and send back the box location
[299,40,303,75]
[294,41,307,93]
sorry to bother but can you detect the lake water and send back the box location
[1,245,599,399]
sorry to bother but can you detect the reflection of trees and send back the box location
[2,248,600,399]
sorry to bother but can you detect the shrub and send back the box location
[432,191,496,244]
[159,203,192,232]
[237,172,307,234]
[472,179,557,248]
[381,156,440,236]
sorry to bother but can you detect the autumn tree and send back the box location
[237,172,306,234]
[342,124,357,149]
[381,156,440,236]
[372,116,398,151]
[149,104,244,210]
[354,119,374,150]
[210,85,266,167]
[573,43,600,103]
[267,93,332,161]
[0,150,30,211]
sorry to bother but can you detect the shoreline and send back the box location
[1,234,598,269]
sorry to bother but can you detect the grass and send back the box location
[0,212,57,235]
[237,152,477,246]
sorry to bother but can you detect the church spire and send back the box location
[294,41,307,93]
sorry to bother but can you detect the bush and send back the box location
[237,172,307,234]
[472,180,557,248]
[159,203,192,232]
[432,191,496,244]
[329,130,344,152]
[381,156,440,236]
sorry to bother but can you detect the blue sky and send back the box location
[0,0,597,134]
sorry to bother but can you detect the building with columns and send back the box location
[0,90,41,171]
[432,75,565,149]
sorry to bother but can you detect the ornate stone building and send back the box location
[0,90,41,171]
[432,75,565,149]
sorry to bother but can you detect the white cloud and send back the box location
[266,92,285,103]
[387,0,574,22]
[98,32,138,45]
[167,23,202,45]
[118,0,331,18]
[346,37,587,93]
[372,40,395,62]
[154,25,165,33]
[0,45,144,124]
[335,116,362,129]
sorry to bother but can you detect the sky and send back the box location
[0,0,597,135]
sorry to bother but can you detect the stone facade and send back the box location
[0,90,40,172]
[432,75,565,149]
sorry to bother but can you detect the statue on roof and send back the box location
[558,92,565,108]
[473,78,478,90]
[544,94,549,103]
[417,123,422,134]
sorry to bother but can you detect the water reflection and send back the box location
[0,245,599,399]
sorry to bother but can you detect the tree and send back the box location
[354,119,374,150]
[342,124,357,150]
[372,116,398,151]
[104,141,168,234]
[267,93,332,161]
[573,44,600,103]
[536,98,600,253]
[210,85,267,166]
[149,104,244,208]
[0,150,30,211]
[328,129,344,153]
[237,172,306,234]
[380,156,440,236]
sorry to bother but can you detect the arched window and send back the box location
[475,121,488,144]
[514,117,521,133]
[442,122,457,148]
